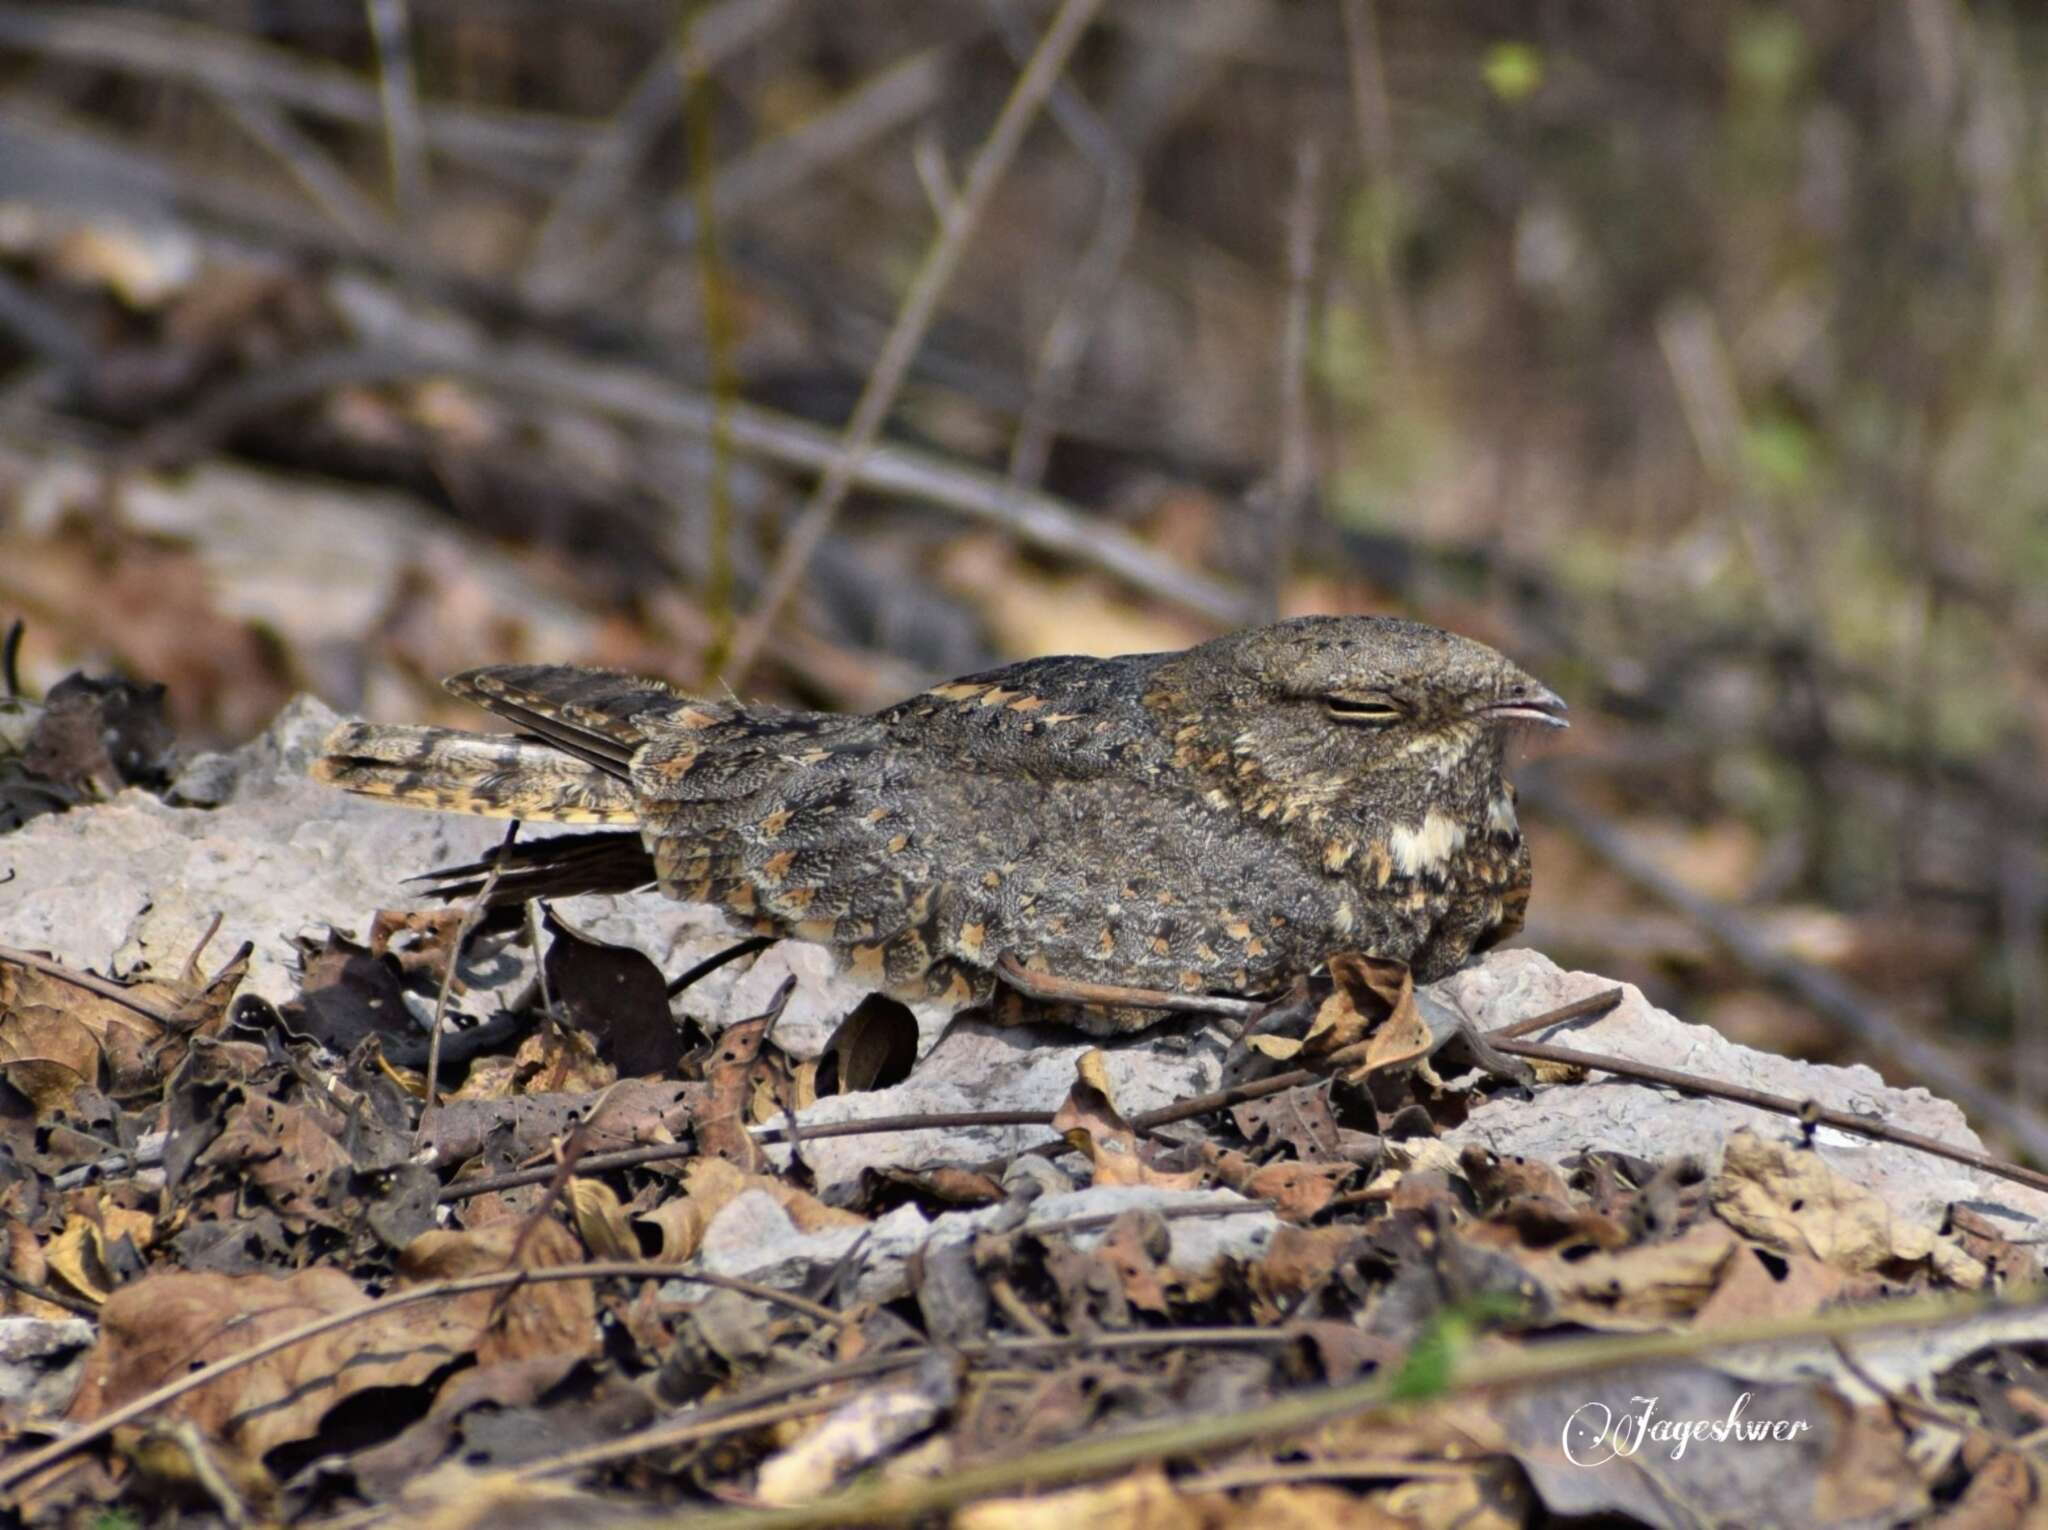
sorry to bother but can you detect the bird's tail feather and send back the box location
[414,829,658,904]
[445,665,716,773]
[313,722,640,824]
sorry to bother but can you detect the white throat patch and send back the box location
[1389,809,1468,877]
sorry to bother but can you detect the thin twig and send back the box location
[521,0,794,301]
[165,1422,250,1529]
[0,1266,100,1318]
[1522,771,2048,1164]
[547,1287,2043,1529]
[723,0,1111,685]
[510,1325,1305,1483]
[684,6,743,681]
[996,951,1264,1019]
[985,0,1141,487]
[207,87,394,250]
[363,0,427,228]
[1490,1032,2048,1197]
[641,44,958,269]
[1128,988,1626,1134]
[0,943,182,1025]
[190,332,1248,624]
[0,5,597,171]
[0,1260,825,1493]
[415,823,517,1140]
[666,935,776,997]
[1337,0,1415,374]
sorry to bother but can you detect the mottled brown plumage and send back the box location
[315,616,1565,1031]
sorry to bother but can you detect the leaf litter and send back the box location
[0,699,2044,1529]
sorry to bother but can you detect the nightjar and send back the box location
[316,616,1565,1031]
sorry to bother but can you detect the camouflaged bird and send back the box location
[315,616,1566,1032]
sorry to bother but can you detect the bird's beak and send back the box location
[1474,681,1569,729]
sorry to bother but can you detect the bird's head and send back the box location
[1145,615,1565,821]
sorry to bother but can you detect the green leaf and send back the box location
[1482,42,1544,103]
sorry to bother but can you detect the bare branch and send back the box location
[723,0,1112,687]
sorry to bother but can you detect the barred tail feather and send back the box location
[415,829,658,903]
[313,722,640,824]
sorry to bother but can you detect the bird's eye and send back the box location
[1323,694,1404,725]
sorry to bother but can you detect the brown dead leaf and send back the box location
[511,1023,614,1097]
[1947,1205,2046,1287]
[1692,1241,1848,1327]
[44,1215,113,1305]
[1298,955,1433,1080]
[396,1218,599,1369]
[567,1178,641,1262]
[1515,1220,1741,1326]
[1052,1051,1206,1191]
[1712,1129,1985,1287]
[693,1010,781,1171]
[1232,1082,1375,1167]
[66,1266,476,1481]
[1934,1442,2042,1529]
[0,944,245,1112]
[876,1165,1006,1206]
[192,1093,352,1233]
[1247,1224,1360,1321]
[634,1156,864,1264]
[1202,1145,1349,1222]
[543,912,683,1078]
[0,998,102,1115]
[368,907,468,983]
[1096,1211,1177,1314]
[0,1213,73,1319]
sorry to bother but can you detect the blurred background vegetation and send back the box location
[0,2,2043,1143]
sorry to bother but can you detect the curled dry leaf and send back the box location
[0,943,241,1110]
[1201,1145,1350,1222]
[510,1021,615,1097]
[817,994,919,1096]
[1051,1050,1206,1191]
[1294,953,1434,1081]
[691,1010,784,1172]
[43,1215,114,1305]
[67,1216,602,1486]
[567,1178,641,1263]
[192,1094,353,1233]
[634,1156,865,1264]
[1712,1129,1986,1288]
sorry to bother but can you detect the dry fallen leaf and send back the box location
[753,1355,957,1505]
[1712,1129,1985,1288]
[396,1218,599,1370]
[634,1156,864,1264]
[1513,1221,1740,1326]
[1052,1051,1206,1191]
[67,1266,475,1484]
[567,1178,641,1263]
